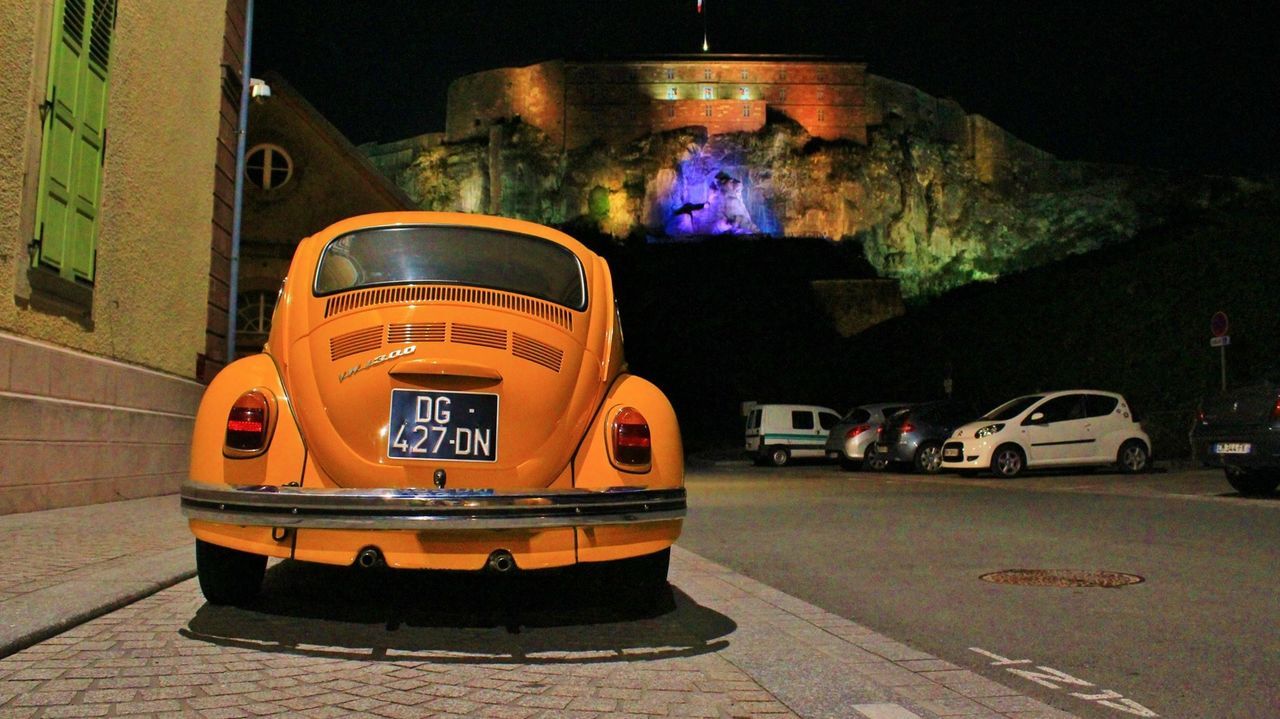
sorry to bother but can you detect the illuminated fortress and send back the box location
[446,56,870,149]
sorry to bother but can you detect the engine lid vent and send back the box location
[323,284,573,331]
[512,333,564,372]
[329,326,383,362]
[388,322,445,344]
[451,323,508,350]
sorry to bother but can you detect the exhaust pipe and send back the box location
[356,547,383,569]
[487,550,516,573]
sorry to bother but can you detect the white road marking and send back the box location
[971,647,1160,717]
[854,704,925,719]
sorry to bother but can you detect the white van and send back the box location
[744,403,842,466]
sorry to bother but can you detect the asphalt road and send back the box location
[678,462,1280,719]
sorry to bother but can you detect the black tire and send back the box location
[1117,439,1150,474]
[914,442,944,474]
[863,444,888,472]
[606,548,671,609]
[1225,468,1280,497]
[196,540,266,606]
[990,444,1026,478]
[767,446,790,467]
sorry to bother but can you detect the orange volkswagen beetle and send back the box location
[182,212,685,605]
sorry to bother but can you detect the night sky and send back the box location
[254,1,1278,176]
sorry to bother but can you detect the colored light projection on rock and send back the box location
[657,153,780,237]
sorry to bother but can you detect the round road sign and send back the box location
[1211,311,1229,338]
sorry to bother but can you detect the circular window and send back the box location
[245,144,293,190]
[237,289,278,336]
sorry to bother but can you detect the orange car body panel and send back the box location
[185,212,683,571]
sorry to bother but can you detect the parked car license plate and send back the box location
[1213,442,1252,455]
[388,389,498,462]
[943,447,961,459]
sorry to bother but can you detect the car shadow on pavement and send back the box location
[181,560,735,665]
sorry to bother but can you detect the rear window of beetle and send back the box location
[314,225,587,310]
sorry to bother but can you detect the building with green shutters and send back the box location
[0,0,246,512]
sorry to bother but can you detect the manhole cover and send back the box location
[980,569,1144,588]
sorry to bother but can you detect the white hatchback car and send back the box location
[942,390,1151,477]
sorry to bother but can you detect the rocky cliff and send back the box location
[382,77,1267,300]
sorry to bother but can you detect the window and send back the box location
[245,144,293,190]
[740,69,749,80]
[817,109,826,122]
[667,86,677,99]
[31,0,119,287]
[665,68,675,80]
[778,87,787,101]
[742,104,750,117]
[746,409,761,430]
[315,225,588,310]
[704,104,713,117]
[1031,395,1087,424]
[666,105,675,118]
[1084,395,1119,418]
[819,412,839,430]
[842,408,871,424]
[739,86,749,100]
[702,86,713,99]
[791,411,814,430]
[704,68,712,80]
[237,289,278,336]
[778,68,787,81]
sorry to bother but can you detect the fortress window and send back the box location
[779,68,787,81]
[666,68,675,80]
[778,87,787,101]
[739,87,749,100]
[704,68,712,80]
[704,104,713,117]
[741,69,749,80]
[667,105,676,118]
[742,104,751,117]
[668,87,678,99]
[818,109,826,122]
[703,86,713,99]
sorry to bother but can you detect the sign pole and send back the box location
[1220,344,1227,392]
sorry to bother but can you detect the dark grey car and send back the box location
[875,400,979,474]
[1190,381,1280,496]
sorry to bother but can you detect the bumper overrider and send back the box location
[180,480,687,531]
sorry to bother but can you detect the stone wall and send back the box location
[446,58,869,149]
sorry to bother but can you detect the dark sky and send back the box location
[254,1,1278,176]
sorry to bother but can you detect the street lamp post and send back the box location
[226,0,256,368]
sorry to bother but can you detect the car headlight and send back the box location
[974,423,1005,438]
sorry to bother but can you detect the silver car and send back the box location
[825,403,910,471]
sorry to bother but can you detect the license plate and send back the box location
[943,447,961,459]
[876,445,888,454]
[1214,442,1252,455]
[388,389,498,462]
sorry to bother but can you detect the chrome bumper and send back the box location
[180,480,687,531]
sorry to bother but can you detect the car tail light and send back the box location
[225,390,273,456]
[1272,396,1280,421]
[846,423,871,439]
[900,421,915,433]
[611,406,651,469]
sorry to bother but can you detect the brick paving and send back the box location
[0,496,1075,718]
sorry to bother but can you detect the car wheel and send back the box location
[1117,440,1150,474]
[914,442,944,474]
[1225,468,1280,497]
[767,446,790,467]
[196,540,266,606]
[990,444,1025,478]
[606,548,672,610]
[863,445,888,471]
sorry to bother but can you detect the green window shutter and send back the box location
[33,0,116,285]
